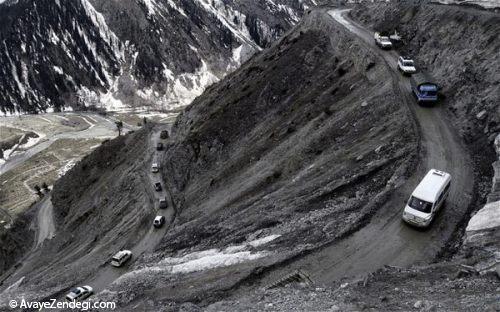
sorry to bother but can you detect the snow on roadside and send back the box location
[248,234,281,247]
[113,234,280,283]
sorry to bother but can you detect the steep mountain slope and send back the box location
[0,8,418,309]
[0,0,315,114]
[97,9,417,308]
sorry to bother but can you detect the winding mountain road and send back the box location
[83,125,176,293]
[266,9,475,284]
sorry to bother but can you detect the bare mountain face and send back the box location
[0,0,314,114]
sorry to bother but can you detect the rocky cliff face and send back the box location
[0,0,315,114]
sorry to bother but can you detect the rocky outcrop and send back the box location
[465,134,500,274]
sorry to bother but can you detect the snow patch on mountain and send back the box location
[80,0,124,61]
[193,0,260,50]
[113,234,279,284]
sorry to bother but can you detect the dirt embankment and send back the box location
[93,10,417,308]
[205,262,499,311]
[163,8,418,250]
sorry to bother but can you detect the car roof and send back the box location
[114,250,131,257]
[154,216,163,221]
[412,169,451,202]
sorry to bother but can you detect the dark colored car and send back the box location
[154,182,162,191]
[159,198,168,209]
[410,73,439,104]
[160,130,169,139]
[156,143,164,151]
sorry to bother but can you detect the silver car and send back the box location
[65,285,93,301]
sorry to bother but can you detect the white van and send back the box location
[110,250,132,267]
[402,169,451,227]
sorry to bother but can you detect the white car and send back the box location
[110,250,132,267]
[374,32,393,49]
[153,215,165,228]
[65,285,93,301]
[398,56,417,75]
[151,163,160,173]
[402,169,451,228]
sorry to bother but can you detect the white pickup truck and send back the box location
[374,32,393,49]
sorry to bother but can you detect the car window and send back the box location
[408,196,433,213]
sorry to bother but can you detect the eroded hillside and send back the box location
[90,9,418,308]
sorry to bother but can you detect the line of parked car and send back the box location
[152,131,169,229]
[65,130,171,301]
[374,32,450,228]
[375,32,439,104]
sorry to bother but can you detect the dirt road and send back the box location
[262,9,475,285]
[77,124,175,293]
[0,122,175,305]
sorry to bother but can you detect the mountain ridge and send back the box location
[0,0,315,114]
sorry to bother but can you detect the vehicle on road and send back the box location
[374,32,393,49]
[397,56,417,75]
[402,169,451,228]
[65,286,93,301]
[110,250,132,267]
[156,143,164,151]
[151,163,160,173]
[160,130,169,139]
[159,197,168,209]
[410,73,439,104]
[154,182,162,191]
[153,215,165,228]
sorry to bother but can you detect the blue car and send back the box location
[410,73,439,104]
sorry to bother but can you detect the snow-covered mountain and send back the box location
[0,0,316,114]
